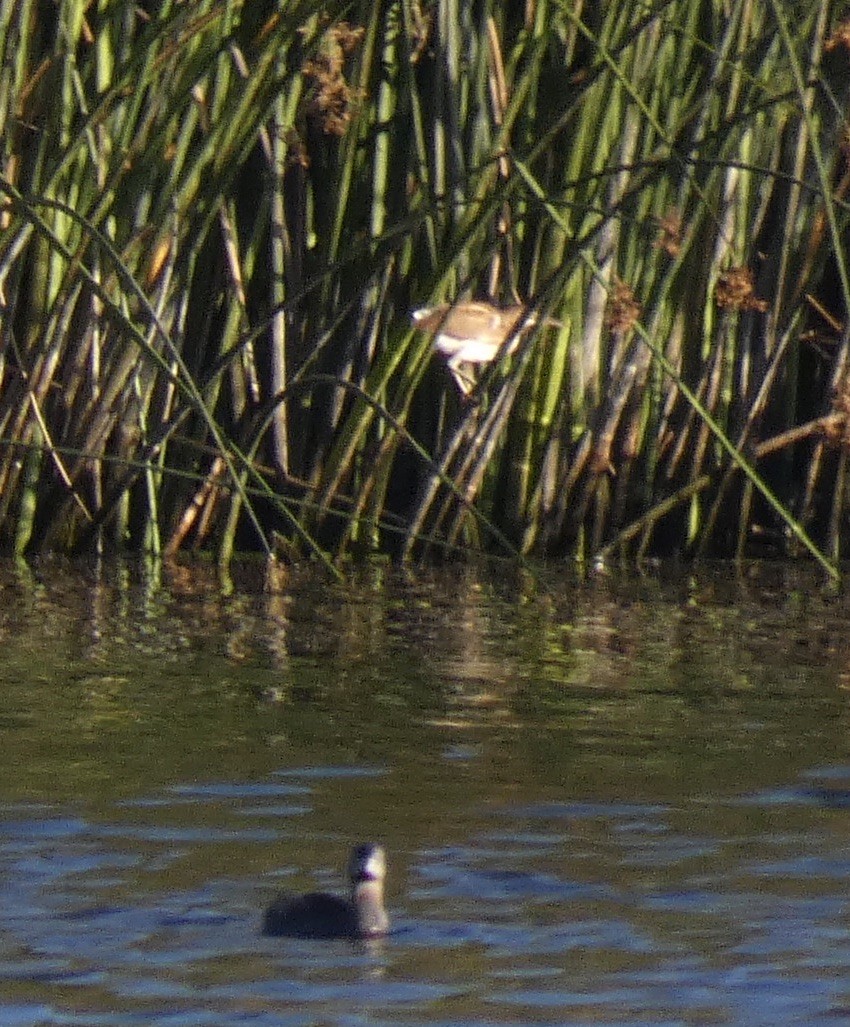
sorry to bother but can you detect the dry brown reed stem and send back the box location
[602,413,846,560]
[444,377,521,548]
[410,409,487,556]
[164,454,227,556]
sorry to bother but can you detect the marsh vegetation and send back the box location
[1,1,848,574]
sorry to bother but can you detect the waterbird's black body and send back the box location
[263,843,389,940]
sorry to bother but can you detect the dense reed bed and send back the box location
[0,0,848,573]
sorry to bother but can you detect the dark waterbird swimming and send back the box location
[263,843,390,939]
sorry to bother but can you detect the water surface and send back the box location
[1,558,849,1024]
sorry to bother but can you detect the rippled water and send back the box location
[1,558,850,1024]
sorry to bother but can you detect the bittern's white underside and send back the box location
[411,301,543,393]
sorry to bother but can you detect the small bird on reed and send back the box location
[411,300,556,394]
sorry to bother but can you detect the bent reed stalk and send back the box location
[0,0,847,576]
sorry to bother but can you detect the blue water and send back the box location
[0,559,849,1024]
[4,773,850,1025]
